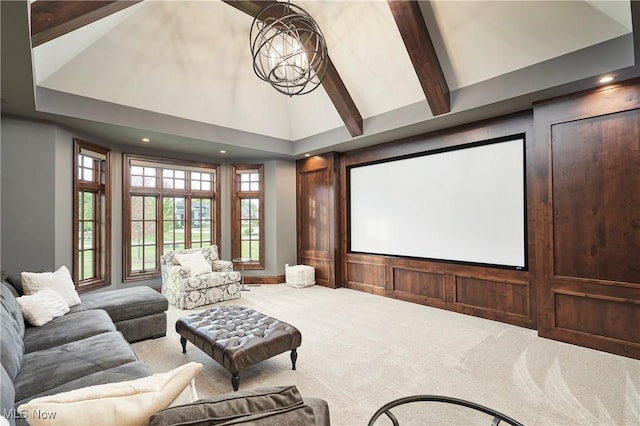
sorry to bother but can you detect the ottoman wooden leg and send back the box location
[231,372,240,391]
[180,336,187,353]
[291,348,298,370]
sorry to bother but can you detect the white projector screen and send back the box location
[348,137,526,269]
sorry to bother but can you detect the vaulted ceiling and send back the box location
[2,1,639,159]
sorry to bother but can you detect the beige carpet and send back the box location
[132,284,640,425]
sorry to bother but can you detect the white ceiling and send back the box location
[2,1,638,159]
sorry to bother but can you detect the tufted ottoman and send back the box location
[175,306,302,391]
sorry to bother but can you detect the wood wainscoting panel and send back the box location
[551,108,640,283]
[554,291,640,346]
[346,260,386,289]
[454,276,530,318]
[392,268,445,301]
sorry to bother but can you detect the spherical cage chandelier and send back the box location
[249,1,328,96]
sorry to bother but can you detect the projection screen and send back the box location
[348,136,526,269]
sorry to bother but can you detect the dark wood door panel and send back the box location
[298,169,331,252]
[297,153,341,288]
[551,109,640,283]
[535,80,640,358]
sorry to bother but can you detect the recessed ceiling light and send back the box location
[220,150,226,154]
[304,154,311,157]
[141,137,150,143]
[599,75,614,84]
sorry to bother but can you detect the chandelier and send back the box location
[249,1,328,96]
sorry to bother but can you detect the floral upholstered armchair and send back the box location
[160,246,241,309]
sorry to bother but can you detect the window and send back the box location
[231,165,264,269]
[73,139,111,292]
[123,154,220,281]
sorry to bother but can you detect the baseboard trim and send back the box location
[244,275,285,284]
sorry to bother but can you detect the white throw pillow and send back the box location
[16,288,70,326]
[175,252,212,277]
[18,362,203,426]
[21,266,81,307]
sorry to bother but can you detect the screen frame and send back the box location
[346,134,528,271]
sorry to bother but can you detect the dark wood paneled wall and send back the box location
[296,153,341,288]
[533,81,640,358]
[344,253,533,327]
[296,80,640,358]
[339,112,537,329]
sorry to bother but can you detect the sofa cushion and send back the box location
[149,385,315,426]
[21,266,81,307]
[1,303,25,381]
[114,312,167,343]
[23,310,115,353]
[182,272,242,291]
[69,286,168,323]
[303,398,331,426]
[1,281,26,382]
[16,288,69,327]
[216,404,316,425]
[18,362,202,426]
[14,332,138,402]
[16,361,153,406]
[1,366,17,426]
[1,282,25,337]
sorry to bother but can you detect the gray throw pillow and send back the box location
[149,385,316,426]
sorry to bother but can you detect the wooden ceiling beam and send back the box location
[31,1,141,48]
[388,0,450,116]
[223,0,363,137]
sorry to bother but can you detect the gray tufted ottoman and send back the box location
[175,305,302,391]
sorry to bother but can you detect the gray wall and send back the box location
[261,159,297,276]
[0,120,2,272]
[0,115,297,290]
[1,118,57,274]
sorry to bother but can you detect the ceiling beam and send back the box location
[31,1,141,48]
[388,0,450,116]
[223,0,364,137]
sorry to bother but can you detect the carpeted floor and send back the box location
[132,284,640,425]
